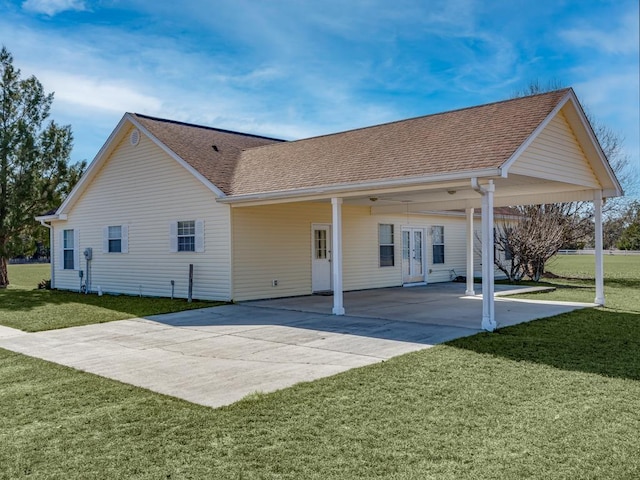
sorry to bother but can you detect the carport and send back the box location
[221,89,622,331]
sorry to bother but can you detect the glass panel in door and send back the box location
[413,230,423,277]
[402,230,410,279]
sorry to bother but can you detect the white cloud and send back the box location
[36,71,163,114]
[559,7,639,55]
[22,0,86,16]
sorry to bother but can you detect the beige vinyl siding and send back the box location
[232,203,329,301]
[232,203,483,301]
[52,126,231,301]
[510,111,600,188]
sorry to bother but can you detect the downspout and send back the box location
[38,219,55,289]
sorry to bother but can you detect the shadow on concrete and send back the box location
[147,303,480,346]
[147,283,593,347]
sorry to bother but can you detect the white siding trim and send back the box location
[102,227,109,253]
[58,230,64,271]
[73,229,80,270]
[121,225,129,253]
[169,221,178,253]
[195,219,205,253]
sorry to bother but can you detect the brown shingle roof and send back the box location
[133,89,570,197]
[232,89,570,196]
[131,114,284,194]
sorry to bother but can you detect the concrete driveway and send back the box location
[0,284,594,409]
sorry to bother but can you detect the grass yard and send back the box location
[514,254,640,313]
[0,257,639,478]
[0,264,222,331]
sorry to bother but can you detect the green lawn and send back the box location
[514,254,640,313]
[0,264,222,332]
[1,257,639,478]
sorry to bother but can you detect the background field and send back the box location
[515,254,640,312]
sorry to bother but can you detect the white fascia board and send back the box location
[501,90,623,197]
[58,114,227,216]
[218,168,502,205]
[500,91,571,174]
[127,116,226,198]
[35,214,59,222]
[561,91,623,196]
[57,114,132,215]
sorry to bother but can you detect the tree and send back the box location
[494,80,631,279]
[0,46,77,287]
[616,201,640,251]
[494,204,592,282]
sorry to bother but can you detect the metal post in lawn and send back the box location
[188,264,193,303]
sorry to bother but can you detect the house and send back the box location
[36,88,622,331]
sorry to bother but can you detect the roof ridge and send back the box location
[131,113,286,142]
[240,88,572,152]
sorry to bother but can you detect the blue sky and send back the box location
[1,0,638,194]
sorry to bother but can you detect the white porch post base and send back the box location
[331,197,345,315]
[594,191,605,305]
[465,207,475,296]
[480,181,496,332]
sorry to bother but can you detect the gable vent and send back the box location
[130,129,140,146]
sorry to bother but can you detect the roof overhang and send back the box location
[35,213,64,223]
[55,113,226,217]
[501,89,623,197]
[217,168,503,206]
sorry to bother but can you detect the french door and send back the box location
[402,227,426,284]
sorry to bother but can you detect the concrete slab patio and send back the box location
[249,283,594,330]
[0,283,594,409]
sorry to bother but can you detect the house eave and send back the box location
[218,168,503,205]
[35,214,60,222]
[56,113,228,217]
[500,89,624,198]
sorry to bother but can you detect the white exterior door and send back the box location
[402,227,425,284]
[312,224,332,292]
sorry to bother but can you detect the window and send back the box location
[108,226,122,253]
[178,221,196,252]
[103,225,128,253]
[63,229,75,269]
[170,220,204,253]
[315,229,327,259]
[379,224,395,267]
[432,226,445,264]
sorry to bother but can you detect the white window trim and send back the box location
[378,223,395,267]
[170,219,204,253]
[102,225,128,254]
[432,225,445,264]
[60,228,79,270]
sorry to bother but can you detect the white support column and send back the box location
[331,197,345,315]
[594,191,605,305]
[480,181,496,331]
[465,207,475,296]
